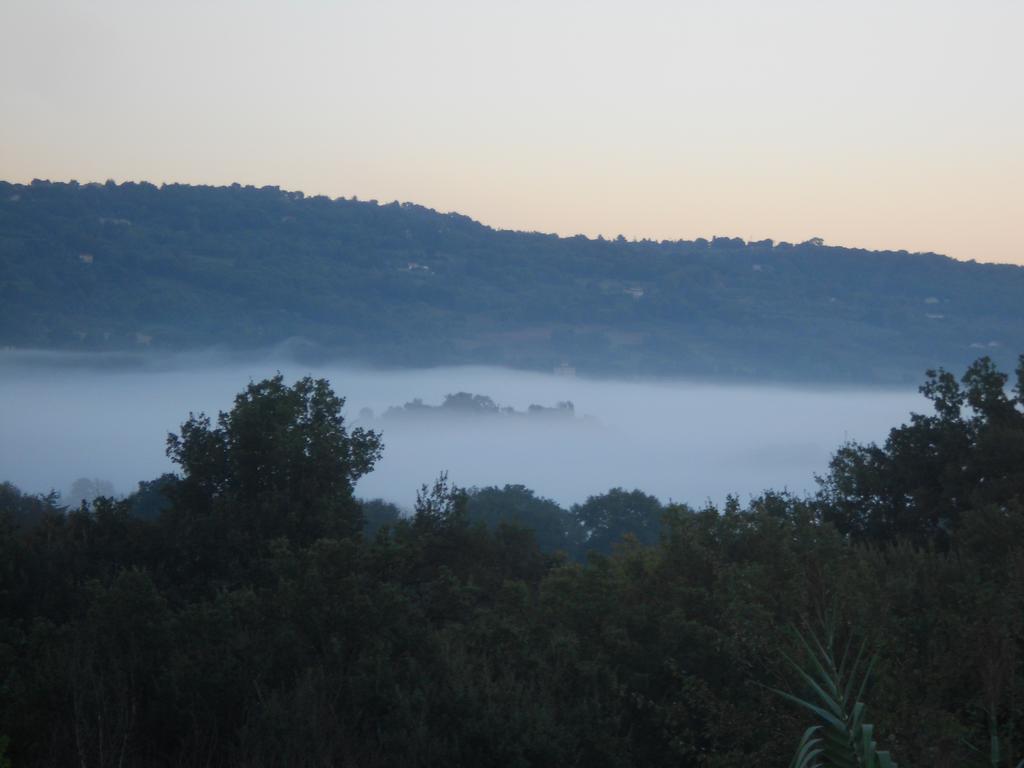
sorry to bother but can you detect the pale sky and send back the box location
[1,0,1022,264]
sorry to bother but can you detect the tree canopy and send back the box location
[166,374,382,543]
[820,354,1024,546]
[3,180,1023,384]
[1,359,1023,766]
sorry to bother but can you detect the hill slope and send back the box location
[2,179,1022,383]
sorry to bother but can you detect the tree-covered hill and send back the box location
[2,179,1022,383]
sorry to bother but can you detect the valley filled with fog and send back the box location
[0,350,926,510]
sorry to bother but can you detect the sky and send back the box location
[1,0,1021,264]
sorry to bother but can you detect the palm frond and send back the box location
[790,726,824,768]
[772,623,898,768]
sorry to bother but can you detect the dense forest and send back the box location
[2,355,1023,767]
[3,180,1024,383]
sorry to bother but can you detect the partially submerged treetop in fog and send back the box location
[379,391,576,421]
[166,374,382,543]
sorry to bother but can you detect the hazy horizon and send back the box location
[2,0,1021,265]
[0,351,925,511]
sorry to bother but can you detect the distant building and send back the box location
[553,362,576,377]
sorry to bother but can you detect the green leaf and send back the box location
[790,726,824,768]
[773,624,899,768]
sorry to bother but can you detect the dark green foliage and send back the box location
[0,482,63,529]
[4,180,1024,383]
[819,354,1024,546]
[2,359,1024,766]
[465,484,577,554]
[126,473,177,520]
[572,487,665,554]
[165,373,382,544]
[361,497,404,538]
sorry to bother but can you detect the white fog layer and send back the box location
[0,353,926,509]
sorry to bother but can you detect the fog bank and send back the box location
[0,352,925,509]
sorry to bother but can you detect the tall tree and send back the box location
[166,374,382,543]
[820,355,1024,545]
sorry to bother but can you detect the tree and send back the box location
[571,487,664,554]
[819,355,1024,545]
[67,477,116,507]
[0,481,63,530]
[126,473,177,521]
[361,497,403,538]
[465,484,575,554]
[441,392,500,415]
[166,374,382,543]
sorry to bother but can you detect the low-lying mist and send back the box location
[0,350,926,509]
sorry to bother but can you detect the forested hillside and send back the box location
[3,180,1023,383]
[1,356,1023,766]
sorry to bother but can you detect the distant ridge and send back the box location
[1,179,1022,384]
